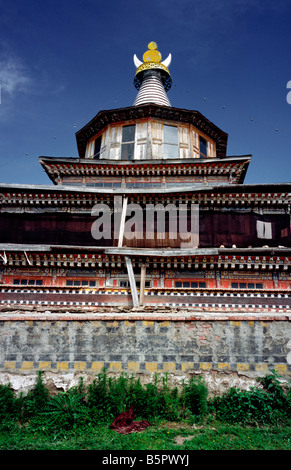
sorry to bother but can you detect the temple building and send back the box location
[0,42,290,311]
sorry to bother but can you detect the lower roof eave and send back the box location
[0,181,290,196]
[0,244,290,257]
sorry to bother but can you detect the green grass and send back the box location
[0,419,290,450]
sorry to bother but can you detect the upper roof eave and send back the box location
[38,155,250,166]
[74,103,229,158]
[38,154,251,185]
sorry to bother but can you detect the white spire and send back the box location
[134,72,171,107]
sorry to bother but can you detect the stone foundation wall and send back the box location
[0,311,290,394]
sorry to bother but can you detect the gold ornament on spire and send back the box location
[133,42,172,76]
[143,42,162,64]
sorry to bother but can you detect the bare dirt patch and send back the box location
[174,434,196,445]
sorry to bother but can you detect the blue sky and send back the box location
[0,0,290,186]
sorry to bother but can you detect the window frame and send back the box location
[121,124,136,161]
[93,135,102,159]
[163,124,179,159]
[199,135,208,158]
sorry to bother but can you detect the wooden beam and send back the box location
[139,263,146,306]
[125,256,139,307]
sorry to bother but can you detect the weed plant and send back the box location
[0,369,289,437]
[209,371,291,425]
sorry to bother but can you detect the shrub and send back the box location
[210,371,291,425]
[143,374,180,421]
[211,387,272,424]
[87,369,118,421]
[23,371,50,419]
[107,374,130,417]
[181,375,208,420]
[0,369,289,430]
[126,376,147,417]
[0,384,19,422]
[44,390,90,430]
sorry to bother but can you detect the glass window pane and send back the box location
[94,136,102,158]
[122,125,135,142]
[164,125,178,144]
[199,136,207,157]
[121,143,134,160]
[164,143,178,159]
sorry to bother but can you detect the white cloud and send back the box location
[0,57,31,95]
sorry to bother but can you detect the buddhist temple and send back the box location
[0,42,290,312]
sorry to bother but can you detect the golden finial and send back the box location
[143,42,162,64]
[133,42,172,75]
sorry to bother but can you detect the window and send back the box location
[164,125,178,159]
[231,282,264,289]
[66,280,95,287]
[94,136,102,159]
[175,281,206,288]
[136,281,151,288]
[256,221,272,239]
[120,280,130,287]
[199,136,207,158]
[13,279,43,286]
[121,125,135,160]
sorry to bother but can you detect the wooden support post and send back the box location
[118,196,128,248]
[125,256,139,307]
[139,263,146,306]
